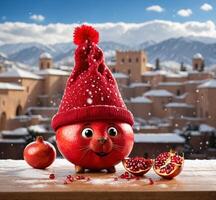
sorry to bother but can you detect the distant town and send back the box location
[0,50,216,160]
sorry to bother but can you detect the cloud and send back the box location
[0,20,216,45]
[177,9,192,17]
[200,3,213,11]
[30,14,45,22]
[146,5,164,12]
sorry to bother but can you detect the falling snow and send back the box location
[87,98,93,104]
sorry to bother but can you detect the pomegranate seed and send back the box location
[67,175,72,179]
[68,177,74,182]
[114,177,118,181]
[49,173,55,180]
[125,172,129,176]
[149,178,154,185]
[76,175,85,180]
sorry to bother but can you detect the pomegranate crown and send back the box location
[73,24,99,45]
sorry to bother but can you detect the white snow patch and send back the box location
[199,124,216,132]
[0,82,24,90]
[40,52,52,59]
[144,89,173,97]
[130,96,152,103]
[159,82,184,86]
[198,79,216,88]
[134,133,185,143]
[1,127,29,136]
[36,68,69,76]
[0,67,42,79]
[129,82,150,88]
[28,124,47,133]
[165,102,194,108]
[30,184,48,188]
[193,53,203,59]
[142,70,167,76]
[113,72,128,78]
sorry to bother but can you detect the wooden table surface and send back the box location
[0,159,215,200]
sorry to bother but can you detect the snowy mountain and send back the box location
[0,37,215,67]
[138,40,157,49]
[0,52,7,61]
[145,37,216,66]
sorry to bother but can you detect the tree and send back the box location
[180,62,186,71]
[155,58,160,71]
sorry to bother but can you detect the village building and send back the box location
[0,50,216,159]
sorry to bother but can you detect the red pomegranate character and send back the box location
[51,25,134,173]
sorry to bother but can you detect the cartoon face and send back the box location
[56,121,134,169]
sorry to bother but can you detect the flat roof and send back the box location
[0,67,42,80]
[134,133,185,143]
[0,82,25,91]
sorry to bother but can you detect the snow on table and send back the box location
[0,159,215,200]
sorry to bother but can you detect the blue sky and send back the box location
[0,0,215,24]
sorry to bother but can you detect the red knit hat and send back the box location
[51,25,134,131]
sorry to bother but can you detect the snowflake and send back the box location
[87,98,93,104]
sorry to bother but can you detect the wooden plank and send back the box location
[0,159,215,200]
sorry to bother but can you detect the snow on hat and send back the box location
[51,25,134,131]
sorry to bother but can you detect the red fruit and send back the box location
[75,175,85,180]
[23,136,56,169]
[66,175,74,182]
[49,173,55,180]
[119,171,137,180]
[148,178,154,185]
[56,121,134,170]
[153,151,184,179]
[122,157,153,176]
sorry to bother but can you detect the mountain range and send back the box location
[0,37,216,67]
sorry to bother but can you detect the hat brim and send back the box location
[51,105,134,131]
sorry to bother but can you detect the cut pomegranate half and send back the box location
[153,151,184,179]
[122,157,153,176]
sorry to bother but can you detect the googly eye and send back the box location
[108,127,118,137]
[81,128,93,138]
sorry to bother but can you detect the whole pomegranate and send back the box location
[122,157,153,176]
[56,121,134,173]
[153,151,184,179]
[24,136,56,169]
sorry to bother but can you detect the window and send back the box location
[47,62,50,68]
[128,69,131,75]
[112,68,116,73]
[136,58,139,62]
[121,58,125,63]
[176,89,181,96]
[128,58,132,63]
[40,63,44,69]
[16,105,22,116]
[0,112,6,131]
[200,108,203,117]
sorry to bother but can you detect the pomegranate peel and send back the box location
[122,157,153,176]
[153,151,184,179]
